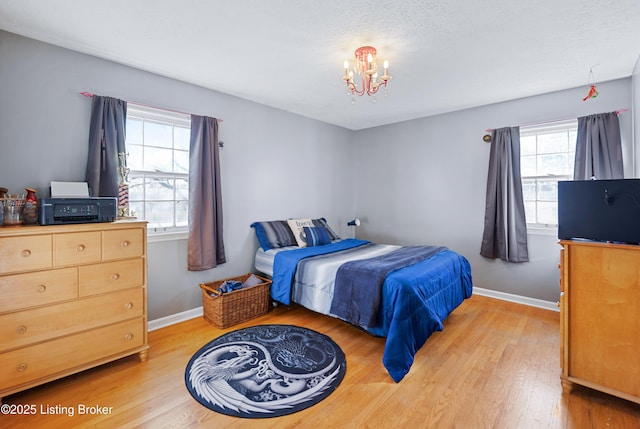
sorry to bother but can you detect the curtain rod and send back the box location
[485,108,628,133]
[79,91,223,123]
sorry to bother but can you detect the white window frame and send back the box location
[125,104,191,240]
[520,119,578,233]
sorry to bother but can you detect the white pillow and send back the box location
[287,218,315,247]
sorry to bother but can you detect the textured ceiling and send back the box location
[1,0,639,130]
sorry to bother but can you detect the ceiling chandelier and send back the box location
[341,46,391,102]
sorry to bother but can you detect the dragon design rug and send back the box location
[185,324,346,418]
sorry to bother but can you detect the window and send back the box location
[125,105,191,234]
[520,120,577,228]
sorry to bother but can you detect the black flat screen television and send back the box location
[558,179,640,244]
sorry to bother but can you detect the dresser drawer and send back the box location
[0,235,52,274]
[0,288,144,351]
[103,228,144,261]
[79,259,144,296]
[54,231,101,266]
[0,268,78,313]
[0,318,144,391]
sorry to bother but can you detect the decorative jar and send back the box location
[22,188,38,225]
[3,194,25,226]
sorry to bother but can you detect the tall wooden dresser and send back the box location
[0,221,149,401]
[559,240,640,404]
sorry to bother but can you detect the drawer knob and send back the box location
[17,363,27,372]
[37,284,47,293]
[21,249,32,257]
[111,273,121,281]
[121,240,130,248]
[16,325,27,335]
[125,333,134,341]
[125,302,134,310]
[76,244,86,252]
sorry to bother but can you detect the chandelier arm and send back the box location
[350,85,365,96]
[347,79,365,96]
[367,79,390,96]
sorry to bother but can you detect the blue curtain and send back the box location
[85,96,127,197]
[188,116,226,271]
[574,112,623,180]
[480,127,529,263]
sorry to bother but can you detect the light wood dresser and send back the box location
[0,221,149,402]
[559,240,640,404]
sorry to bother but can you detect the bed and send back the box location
[251,219,473,382]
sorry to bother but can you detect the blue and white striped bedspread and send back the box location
[289,241,400,313]
[259,238,473,383]
[271,239,376,305]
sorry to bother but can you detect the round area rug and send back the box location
[185,324,346,418]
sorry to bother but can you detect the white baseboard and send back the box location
[147,288,558,332]
[148,306,203,331]
[473,287,559,312]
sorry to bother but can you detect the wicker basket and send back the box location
[199,273,271,328]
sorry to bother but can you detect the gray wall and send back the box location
[352,79,634,303]
[0,31,355,320]
[1,30,637,318]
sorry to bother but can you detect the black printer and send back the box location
[39,197,117,225]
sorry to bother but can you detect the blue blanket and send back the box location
[271,239,369,305]
[369,250,472,382]
[330,246,447,328]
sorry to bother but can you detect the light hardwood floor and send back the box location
[2,295,639,428]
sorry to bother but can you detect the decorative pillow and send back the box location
[312,217,340,241]
[250,220,297,250]
[303,226,331,247]
[287,218,315,247]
